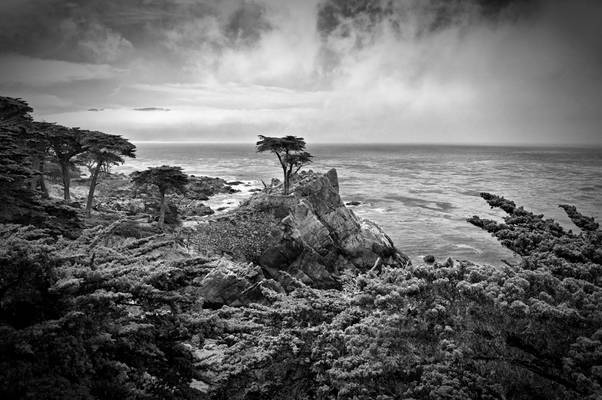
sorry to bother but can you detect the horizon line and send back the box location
[131,140,602,149]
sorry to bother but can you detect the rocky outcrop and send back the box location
[186,176,238,199]
[194,169,410,289]
[89,174,236,222]
[195,258,284,307]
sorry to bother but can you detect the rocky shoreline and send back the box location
[60,167,411,292]
[47,172,252,225]
[190,168,410,290]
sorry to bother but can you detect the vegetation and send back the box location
[1,96,599,399]
[1,96,137,221]
[0,97,82,236]
[0,97,35,216]
[188,194,601,399]
[256,135,312,195]
[44,161,82,184]
[1,177,599,399]
[28,122,53,198]
[79,131,135,217]
[131,165,189,229]
[44,124,85,202]
[0,224,200,399]
[0,95,142,233]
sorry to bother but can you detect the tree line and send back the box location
[0,96,135,219]
[1,95,313,232]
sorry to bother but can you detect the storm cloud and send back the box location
[0,0,600,144]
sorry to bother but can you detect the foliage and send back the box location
[79,131,136,170]
[131,166,189,229]
[191,209,281,261]
[256,135,313,194]
[0,97,35,216]
[25,121,52,197]
[43,123,85,201]
[0,97,82,236]
[458,193,602,397]
[78,152,113,176]
[0,225,203,400]
[112,220,160,239]
[45,161,82,183]
[79,131,136,216]
[191,194,601,400]
[468,193,602,280]
[0,96,33,127]
[131,166,189,197]
[1,163,600,400]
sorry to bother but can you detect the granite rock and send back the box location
[194,169,410,289]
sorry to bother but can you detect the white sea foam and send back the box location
[205,180,262,215]
[453,244,483,254]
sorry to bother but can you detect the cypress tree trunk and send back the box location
[286,164,294,195]
[85,163,101,217]
[61,162,71,202]
[282,165,288,195]
[30,157,40,192]
[39,160,48,199]
[158,191,166,229]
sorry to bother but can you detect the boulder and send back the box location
[195,259,284,307]
[187,176,238,199]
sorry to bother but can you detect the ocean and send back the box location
[117,143,602,266]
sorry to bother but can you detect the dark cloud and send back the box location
[316,0,538,38]
[315,0,540,74]
[0,0,600,145]
[475,0,536,19]
[0,0,271,66]
[225,2,272,46]
[0,0,134,63]
[317,0,394,38]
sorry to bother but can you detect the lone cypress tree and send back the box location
[256,135,312,194]
[131,165,189,229]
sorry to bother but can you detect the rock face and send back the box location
[194,169,410,289]
[195,258,284,307]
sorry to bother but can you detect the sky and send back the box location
[0,0,601,145]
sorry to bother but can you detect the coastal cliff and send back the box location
[193,168,410,289]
